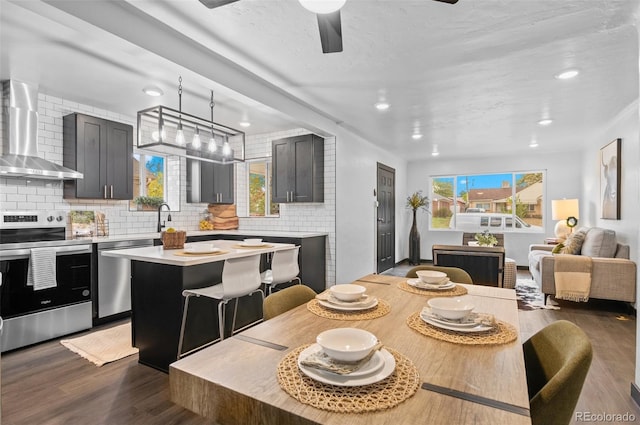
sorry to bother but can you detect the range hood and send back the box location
[0,80,83,180]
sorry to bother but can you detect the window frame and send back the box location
[246,158,280,218]
[429,171,545,233]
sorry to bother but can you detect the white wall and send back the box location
[335,130,407,284]
[406,152,583,266]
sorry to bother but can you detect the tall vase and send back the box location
[409,209,420,265]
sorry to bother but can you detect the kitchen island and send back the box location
[103,240,296,372]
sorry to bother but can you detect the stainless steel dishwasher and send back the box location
[97,239,154,319]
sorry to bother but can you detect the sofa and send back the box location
[528,227,636,303]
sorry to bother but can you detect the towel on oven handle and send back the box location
[27,248,57,290]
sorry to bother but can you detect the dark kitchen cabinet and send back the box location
[186,159,234,204]
[272,134,324,203]
[63,113,133,200]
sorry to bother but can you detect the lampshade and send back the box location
[299,0,346,14]
[551,199,579,220]
[551,199,580,239]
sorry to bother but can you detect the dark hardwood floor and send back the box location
[2,265,638,425]
[1,320,212,425]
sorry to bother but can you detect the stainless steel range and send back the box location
[0,211,92,352]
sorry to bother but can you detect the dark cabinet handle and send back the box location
[377,218,384,222]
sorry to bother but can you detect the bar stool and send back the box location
[177,254,263,359]
[261,246,301,295]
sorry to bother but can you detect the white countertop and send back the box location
[90,229,327,244]
[101,239,296,266]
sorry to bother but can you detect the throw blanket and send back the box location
[554,254,592,302]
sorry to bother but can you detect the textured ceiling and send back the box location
[1,0,638,161]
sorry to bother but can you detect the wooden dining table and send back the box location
[169,274,531,425]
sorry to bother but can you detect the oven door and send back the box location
[0,244,92,318]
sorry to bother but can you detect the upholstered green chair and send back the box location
[405,265,473,284]
[263,285,317,320]
[523,320,593,425]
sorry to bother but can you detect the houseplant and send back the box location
[134,196,165,211]
[474,230,499,247]
[406,190,429,265]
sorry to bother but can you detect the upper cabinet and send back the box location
[272,134,324,203]
[63,113,133,200]
[186,159,234,204]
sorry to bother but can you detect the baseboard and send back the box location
[631,382,640,408]
[397,258,434,266]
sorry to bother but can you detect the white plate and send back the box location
[420,307,480,328]
[184,246,220,254]
[298,344,396,386]
[420,313,493,333]
[239,242,268,247]
[318,297,379,311]
[407,278,455,290]
[298,343,385,378]
[325,294,373,307]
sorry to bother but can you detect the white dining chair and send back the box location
[261,246,301,295]
[177,254,263,359]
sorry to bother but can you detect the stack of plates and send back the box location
[297,343,396,386]
[406,278,455,290]
[420,307,493,332]
[317,294,379,311]
[184,245,220,254]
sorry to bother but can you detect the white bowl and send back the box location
[329,284,366,302]
[243,238,263,246]
[416,270,448,284]
[427,297,475,320]
[316,328,378,362]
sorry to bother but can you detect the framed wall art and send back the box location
[600,138,621,219]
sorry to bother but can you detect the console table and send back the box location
[432,244,505,287]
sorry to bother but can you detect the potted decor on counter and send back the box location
[406,190,430,265]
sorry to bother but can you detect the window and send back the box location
[430,171,544,232]
[248,160,279,217]
[130,152,166,210]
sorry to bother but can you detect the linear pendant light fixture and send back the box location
[137,77,245,164]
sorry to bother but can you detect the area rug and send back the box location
[515,278,560,310]
[60,323,138,366]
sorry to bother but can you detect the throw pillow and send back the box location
[560,228,589,255]
[580,227,617,258]
[552,243,565,254]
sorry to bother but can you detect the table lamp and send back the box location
[551,198,579,240]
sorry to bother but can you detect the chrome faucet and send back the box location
[157,203,171,233]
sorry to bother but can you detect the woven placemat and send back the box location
[173,250,228,257]
[307,299,391,320]
[406,312,518,345]
[231,244,274,249]
[277,344,420,413]
[397,281,468,297]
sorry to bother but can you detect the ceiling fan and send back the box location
[198,0,459,54]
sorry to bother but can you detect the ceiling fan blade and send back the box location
[317,10,343,54]
[432,0,459,3]
[198,0,240,8]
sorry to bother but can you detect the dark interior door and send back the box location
[376,163,395,273]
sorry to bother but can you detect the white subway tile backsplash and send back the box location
[0,91,337,286]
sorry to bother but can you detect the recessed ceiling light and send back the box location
[412,133,423,140]
[142,85,164,97]
[555,69,579,80]
[529,140,539,148]
[375,101,390,111]
[239,121,251,128]
[538,118,553,126]
[431,151,440,157]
